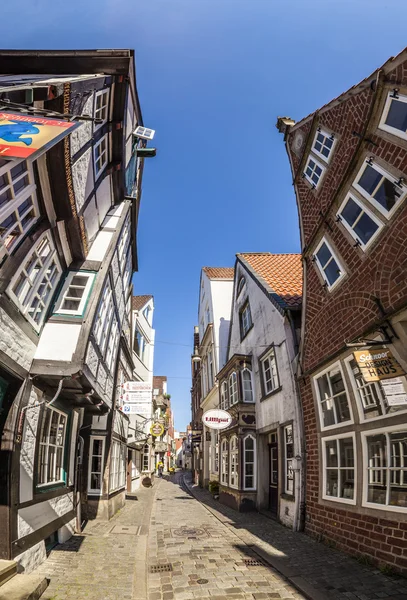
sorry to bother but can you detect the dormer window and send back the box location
[312,128,336,162]
[379,91,407,141]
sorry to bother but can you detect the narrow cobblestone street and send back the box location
[36,472,407,600]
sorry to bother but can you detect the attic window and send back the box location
[237,276,246,297]
[133,126,155,141]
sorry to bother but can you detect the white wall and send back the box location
[210,279,234,372]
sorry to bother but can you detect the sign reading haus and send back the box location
[353,348,406,382]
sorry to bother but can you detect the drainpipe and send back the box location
[286,309,306,532]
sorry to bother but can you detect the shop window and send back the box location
[323,435,355,503]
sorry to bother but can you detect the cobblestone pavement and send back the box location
[147,473,304,600]
[184,473,407,600]
[37,483,157,600]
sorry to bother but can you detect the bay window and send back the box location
[243,435,256,490]
[229,372,238,406]
[242,368,254,403]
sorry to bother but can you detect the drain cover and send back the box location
[150,564,173,573]
[243,558,265,567]
[110,525,140,535]
[172,527,206,538]
[197,579,208,584]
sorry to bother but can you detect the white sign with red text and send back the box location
[202,409,233,430]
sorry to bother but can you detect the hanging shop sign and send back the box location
[0,111,80,160]
[150,422,165,437]
[353,348,406,383]
[202,409,233,430]
[380,378,407,406]
[120,403,151,416]
[123,381,152,392]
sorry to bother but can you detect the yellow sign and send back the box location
[150,422,164,437]
[353,348,406,382]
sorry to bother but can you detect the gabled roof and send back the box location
[132,295,153,311]
[237,253,302,310]
[202,267,234,280]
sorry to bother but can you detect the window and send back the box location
[8,232,62,330]
[134,125,155,140]
[0,160,39,258]
[134,329,146,362]
[237,276,245,297]
[131,449,138,479]
[229,436,239,488]
[364,428,407,510]
[314,238,345,290]
[207,351,214,390]
[314,363,352,429]
[240,302,252,338]
[109,441,126,491]
[105,315,120,372]
[94,134,108,178]
[304,155,325,188]
[94,89,109,128]
[220,381,228,410]
[142,444,150,471]
[53,271,95,316]
[213,431,219,474]
[243,435,256,490]
[323,435,355,503]
[284,425,294,495]
[142,304,152,324]
[379,91,407,141]
[261,348,279,396]
[242,368,254,403]
[122,250,132,292]
[93,280,114,352]
[221,439,228,485]
[229,372,238,405]
[353,160,407,218]
[346,356,407,421]
[118,216,131,273]
[205,306,210,328]
[312,128,335,162]
[337,193,383,250]
[37,405,67,486]
[88,436,105,494]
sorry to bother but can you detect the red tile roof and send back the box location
[202,267,234,280]
[132,295,153,311]
[237,253,302,309]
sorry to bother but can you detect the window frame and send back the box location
[53,271,96,317]
[220,380,228,410]
[236,276,246,298]
[362,424,407,513]
[229,435,239,489]
[313,237,346,291]
[242,368,254,403]
[88,435,105,495]
[353,159,407,219]
[260,347,280,397]
[229,372,238,406]
[313,360,353,431]
[243,434,256,491]
[240,300,253,339]
[94,88,110,130]
[337,192,383,251]
[109,440,126,492]
[94,134,109,179]
[322,432,357,505]
[379,91,407,141]
[303,154,326,189]
[221,439,229,485]
[37,404,68,489]
[312,127,336,163]
[7,231,62,331]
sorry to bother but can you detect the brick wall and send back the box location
[286,56,407,573]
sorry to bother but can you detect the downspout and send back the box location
[287,309,306,532]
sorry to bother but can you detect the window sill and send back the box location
[260,386,282,402]
[36,481,66,493]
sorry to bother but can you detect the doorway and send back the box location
[269,432,278,516]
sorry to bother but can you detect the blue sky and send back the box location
[3,0,407,430]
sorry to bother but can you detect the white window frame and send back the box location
[7,231,62,331]
[88,436,105,495]
[243,434,256,491]
[322,432,357,505]
[344,354,407,423]
[353,159,407,219]
[0,160,40,259]
[242,368,254,403]
[118,216,131,273]
[109,441,126,492]
[337,192,383,251]
[229,435,239,489]
[221,439,228,485]
[133,126,155,140]
[303,154,326,188]
[220,381,228,410]
[313,361,353,431]
[94,134,109,179]
[229,372,238,406]
[362,423,407,513]
[261,348,279,396]
[37,405,67,488]
[379,91,407,141]
[312,128,336,163]
[94,88,110,130]
[240,302,252,337]
[284,424,294,495]
[313,237,346,291]
[105,315,120,372]
[53,271,95,316]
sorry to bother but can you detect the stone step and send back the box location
[0,574,49,600]
[0,560,18,587]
